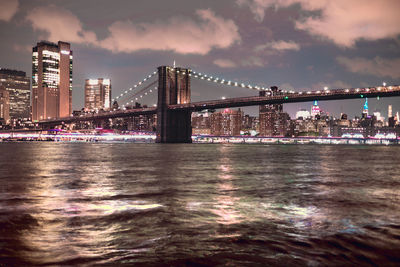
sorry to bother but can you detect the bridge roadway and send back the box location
[40,85,400,126]
[170,85,400,111]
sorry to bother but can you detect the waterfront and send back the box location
[1,143,400,265]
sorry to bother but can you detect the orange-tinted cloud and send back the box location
[26,5,97,44]
[100,9,241,55]
[26,6,240,56]
[238,0,400,47]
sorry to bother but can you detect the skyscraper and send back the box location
[0,88,9,123]
[32,41,72,121]
[388,105,392,119]
[210,108,242,136]
[363,98,369,115]
[84,78,112,111]
[0,69,30,119]
[259,86,289,136]
[311,100,321,118]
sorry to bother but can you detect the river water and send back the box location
[0,143,399,266]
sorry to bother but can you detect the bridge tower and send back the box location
[156,66,192,143]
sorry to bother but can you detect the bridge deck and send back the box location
[39,85,400,125]
[170,85,400,111]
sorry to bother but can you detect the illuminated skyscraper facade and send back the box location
[363,98,369,115]
[311,100,321,118]
[84,78,111,111]
[0,88,9,123]
[0,69,30,119]
[210,108,243,136]
[32,41,72,121]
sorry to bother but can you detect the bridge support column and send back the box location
[156,66,192,143]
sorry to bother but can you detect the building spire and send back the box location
[363,98,369,114]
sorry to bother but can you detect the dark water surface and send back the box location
[1,143,400,266]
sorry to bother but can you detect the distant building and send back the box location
[296,109,310,120]
[259,87,290,136]
[311,100,321,118]
[192,110,211,134]
[125,114,156,132]
[0,69,30,120]
[0,88,10,123]
[210,108,242,136]
[85,78,112,111]
[242,114,258,130]
[362,98,369,116]
[32,41,73,121]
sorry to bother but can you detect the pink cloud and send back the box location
[100,9,241,55]
[255,40,300,52]
[214,59,237,68]
[26,5,97,44]
[238,0,400,47]
[0,0,18,21]
[337,56,400,79]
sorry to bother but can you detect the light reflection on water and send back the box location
[1,143,400,265]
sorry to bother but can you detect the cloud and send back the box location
[255,40,300,52]
[241,56,264,67]
[311,80,352,90]
[279,83,295,91]
[26,5,97,44]
[25,6,239,55]
[213,59,237,68]
[337,56,400,79]
[100,9,241,55]
[238,0,400,47]
[0,0,18,21]
[13,44,31,53]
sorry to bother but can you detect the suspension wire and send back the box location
[112,71,158,103]
[121,80,158,107]
[190,70,271,92]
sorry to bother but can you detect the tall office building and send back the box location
[0,88,9,123]
[259,86,289,136]
[84,78,111,111]
[32,41,72,121]
[0,69,30,119]
[388,105,392,119]
[210,108,242,136]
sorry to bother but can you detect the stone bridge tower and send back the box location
[156,66,192,143]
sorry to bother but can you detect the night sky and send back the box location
[1,0,400,118]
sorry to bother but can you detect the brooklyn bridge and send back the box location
[39,65,400,143]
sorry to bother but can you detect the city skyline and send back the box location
[1,0,400,118]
